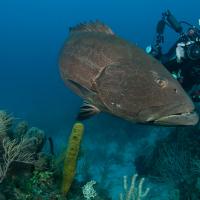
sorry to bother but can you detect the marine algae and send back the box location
[61,122,84,195]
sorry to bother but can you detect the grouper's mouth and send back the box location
[153,110,199,126]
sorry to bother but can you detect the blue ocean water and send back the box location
[1,0,200,199]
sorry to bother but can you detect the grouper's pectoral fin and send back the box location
[76,101,100,121]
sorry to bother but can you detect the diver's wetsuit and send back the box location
[148,10,200,102]
[158,36,200,102]
[164,58,200,90]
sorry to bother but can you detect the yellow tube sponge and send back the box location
[61,122,84,195]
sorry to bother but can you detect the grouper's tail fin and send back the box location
[69,20,114,35]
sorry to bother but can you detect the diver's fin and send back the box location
[69,20,114,35]
[76,101,100,121]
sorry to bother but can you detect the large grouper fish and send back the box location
[59,21,199,126]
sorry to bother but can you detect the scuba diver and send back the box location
[146,10,200,102]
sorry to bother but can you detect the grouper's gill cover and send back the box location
[59,21,199,126]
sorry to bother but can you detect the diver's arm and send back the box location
[147,10,183,60]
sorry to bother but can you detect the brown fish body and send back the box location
[59,22,199,125]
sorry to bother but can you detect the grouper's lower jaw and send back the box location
[153,110,199,126]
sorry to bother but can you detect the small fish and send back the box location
[59,21,199,126]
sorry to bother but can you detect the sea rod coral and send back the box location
[119,174,150,200]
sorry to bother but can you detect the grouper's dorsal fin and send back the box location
[69,20,114,35]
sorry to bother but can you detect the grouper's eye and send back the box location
[150,71,168,88]
[155,78,168,88]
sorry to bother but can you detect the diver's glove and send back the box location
[176,43,185,63]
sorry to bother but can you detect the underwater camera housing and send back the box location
[187,43,200,60]
[176,27,200,61]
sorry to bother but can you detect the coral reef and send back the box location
[135,126,200,200]
[0,111,113,199]
[0,110,60,199]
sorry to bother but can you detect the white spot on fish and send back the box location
[116,104,121,108]
[111,102,121,109]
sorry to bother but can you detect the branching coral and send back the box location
[119,174,150,200]
[82,180,97,200]
[0,135,36,183]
